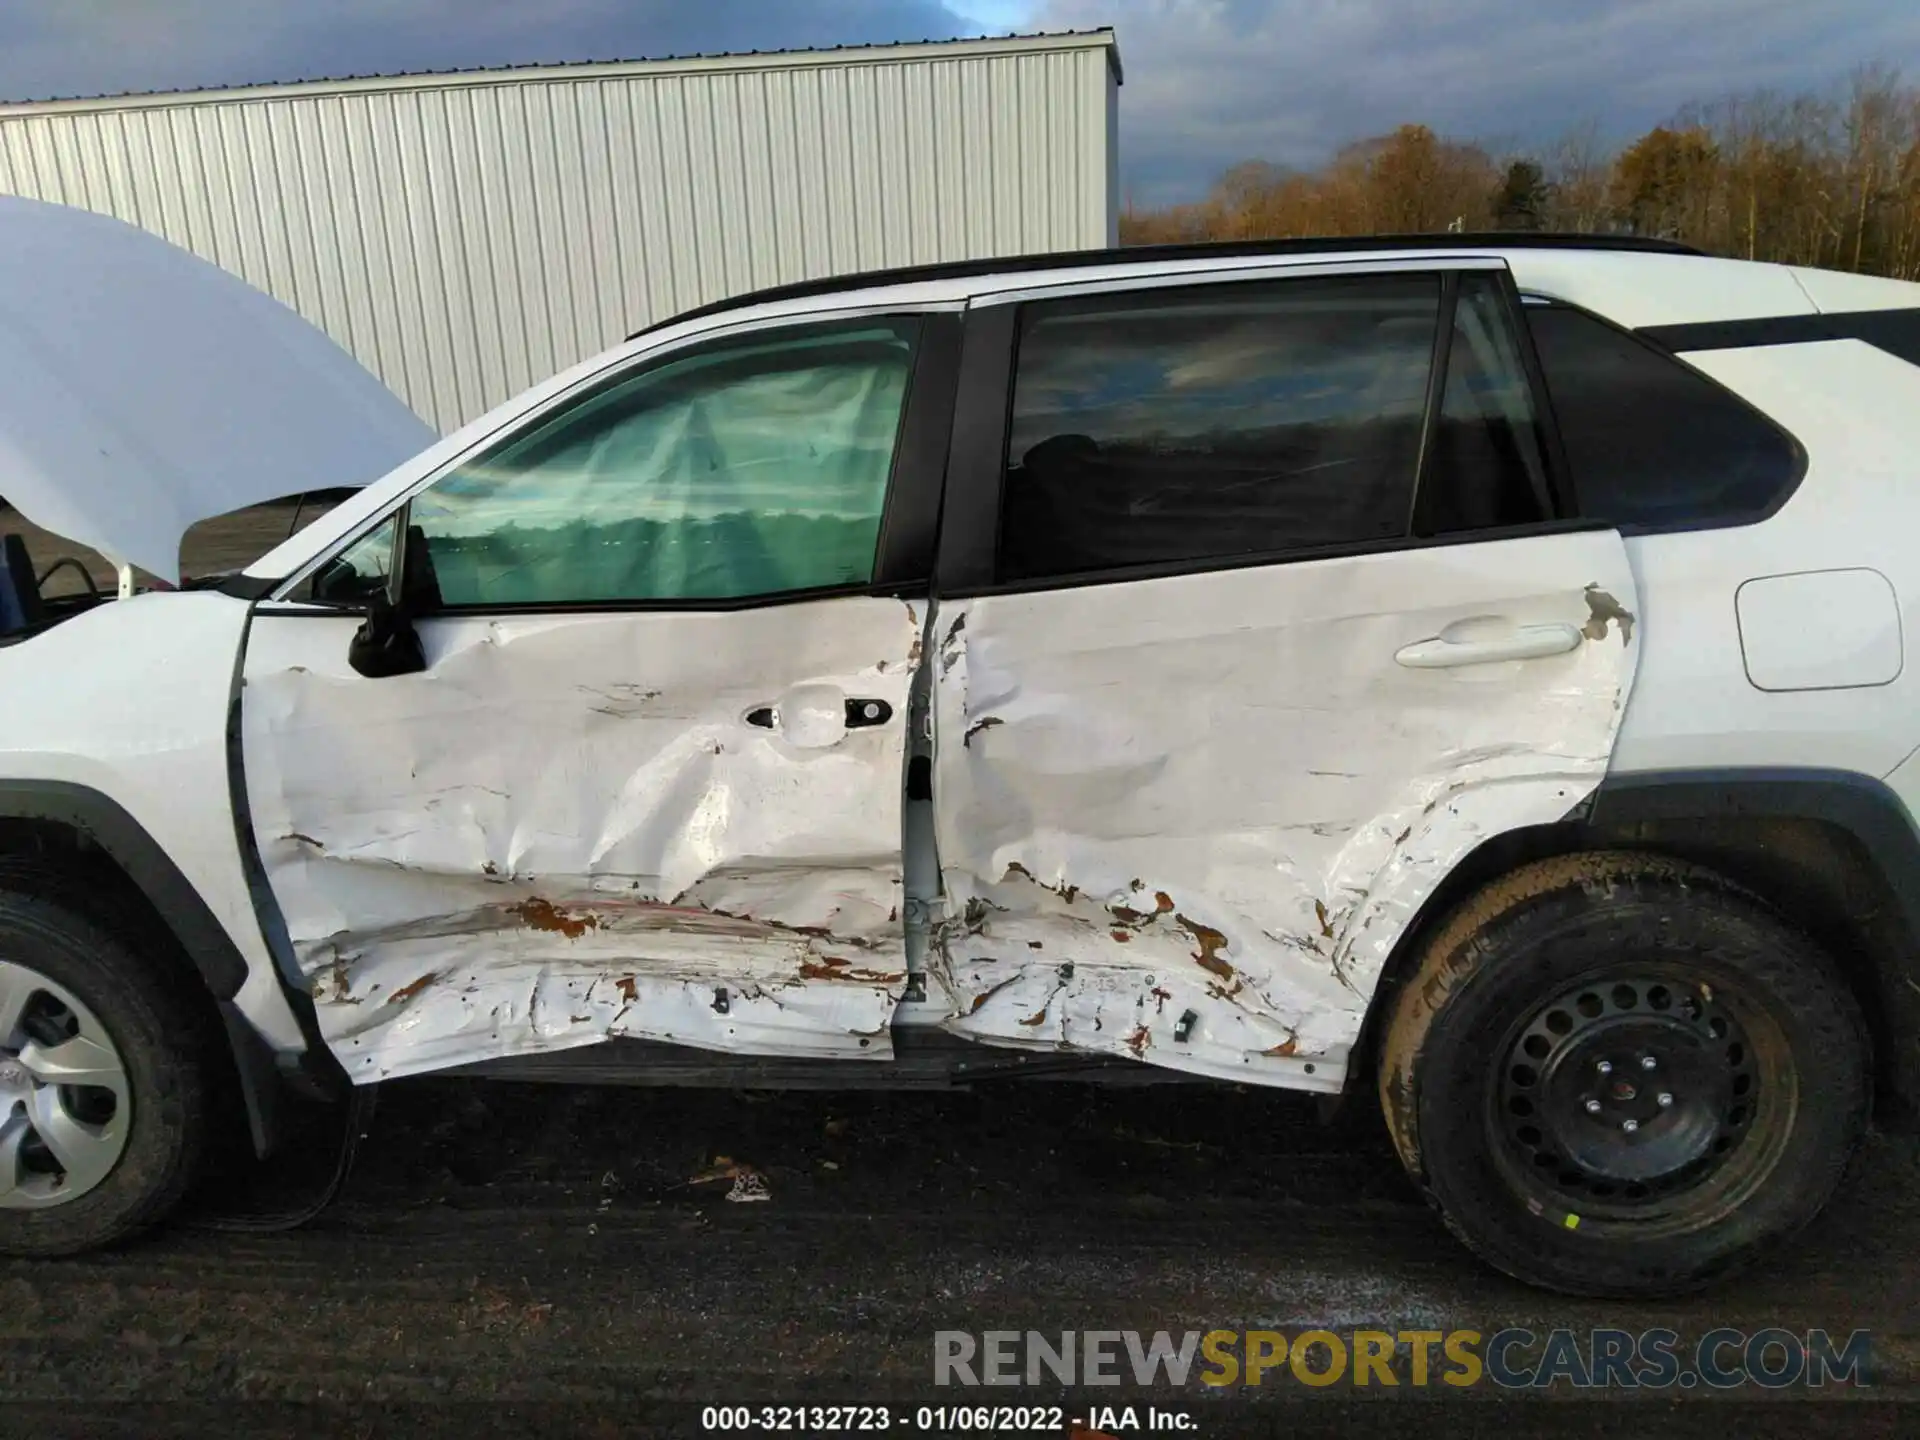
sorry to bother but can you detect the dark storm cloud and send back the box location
[1036,0,1920,202]
[3,1,1915,204]
[0,0,983,101]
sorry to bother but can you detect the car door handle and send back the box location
[844,698,893,729]
[744,698,895,729]
[1394,623,1582,669]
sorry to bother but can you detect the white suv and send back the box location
[1,197,1914,1297]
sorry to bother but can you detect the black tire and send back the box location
[0,883,214,1257]
[1377,850,1870,1297]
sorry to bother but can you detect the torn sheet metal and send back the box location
[240,597,919,1081]
[929,531,1641,1092]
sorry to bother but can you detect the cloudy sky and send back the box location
[2,1,1916,204]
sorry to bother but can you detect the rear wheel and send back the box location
[1378,851,1870,1297]
[0,887,213,1256]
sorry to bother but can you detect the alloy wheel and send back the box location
[0,960,131,1208]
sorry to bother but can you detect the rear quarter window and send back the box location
[1524,304,1804,531]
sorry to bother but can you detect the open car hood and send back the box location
[0,197,434,583]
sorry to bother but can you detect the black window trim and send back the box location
[260,309,963,620]
[931,302,1018,596]
[1524,295,1811,536]
[1409,267,1571,535]
[1494,269,1579,521]
[1636,305,1920,357]
[1404,270,1459,535]
[935,262,1594,601]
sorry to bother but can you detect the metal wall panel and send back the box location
[0,34,1120,432]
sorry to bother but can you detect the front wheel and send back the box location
[1378,851,1870,1297]
[0,887,214,1256]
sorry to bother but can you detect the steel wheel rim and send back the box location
[0,960,132,1209]
[1487,968,1795,1233]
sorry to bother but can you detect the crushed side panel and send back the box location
[240,598,921,1080]
[928,534,1640,1092]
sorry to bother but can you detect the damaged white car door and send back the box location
[240,313,954,1081]
[928,263,1641,1090]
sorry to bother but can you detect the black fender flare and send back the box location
[0,779,250,995]
[1587,767,1920,1115]
[1588,765,1920,846]
[0,778,327,1153]
[1359,766,1920,1120]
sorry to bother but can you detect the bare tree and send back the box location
[1121,69,1920,280]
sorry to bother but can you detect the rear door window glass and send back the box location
[996,275,1442,583]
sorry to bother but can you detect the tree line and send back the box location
[1121,66,1920,280]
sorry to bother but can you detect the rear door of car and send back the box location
[926,259,1642,1089]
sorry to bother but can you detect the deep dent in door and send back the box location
[925,563,1641,1094]
[240,601,921,1081]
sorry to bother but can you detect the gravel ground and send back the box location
[1,504,1915,1438]
[1,1080,1916,1436]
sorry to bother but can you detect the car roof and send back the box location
[629,232,1704,339]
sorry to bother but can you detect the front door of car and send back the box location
[239,312,956,1081]
[927,263,1641,1090]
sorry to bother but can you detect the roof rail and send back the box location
[629,231,1704,338]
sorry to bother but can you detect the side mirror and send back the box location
[347,589,426,678]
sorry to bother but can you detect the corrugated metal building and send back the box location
[0,31,1121,432]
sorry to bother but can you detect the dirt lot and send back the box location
[1,1081,1916,1437]
[2,504,1918,1438]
